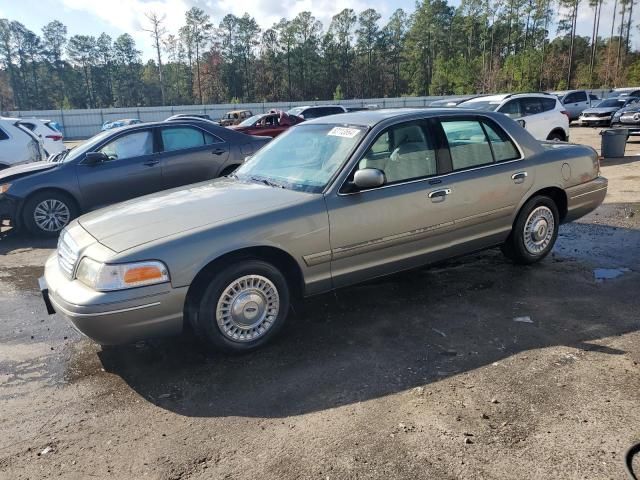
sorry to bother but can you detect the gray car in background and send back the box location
[40,109,607,353]
[0,120,269,236]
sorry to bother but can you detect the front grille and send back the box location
[57,231,79,279]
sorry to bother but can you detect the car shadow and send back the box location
[97,220,640,419]
[0,228,57,255]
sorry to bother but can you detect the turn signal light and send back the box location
[124,266,165,284]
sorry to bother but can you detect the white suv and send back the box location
[18,118,65,156]
[458,93,570,141]
[0,117,45,170]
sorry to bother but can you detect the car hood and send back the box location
[583,107,619,114]
[0,160,58,182]
[78,178,311,253]
[618,105,640,114]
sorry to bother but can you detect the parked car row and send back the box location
[36,108,608,352]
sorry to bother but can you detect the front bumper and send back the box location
[564,176,608,223]
[41,254,187,345]
[579,116,611,126]
[0,195,19,227]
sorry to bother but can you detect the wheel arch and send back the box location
[19,187,81,219]
[183,245,305,321]
[547,128,568,141]
[514,186,568,224]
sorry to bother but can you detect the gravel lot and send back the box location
[1,128,639,480]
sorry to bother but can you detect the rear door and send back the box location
[435,116,534,246]
[159,125,230,189]
[76,128,163,210]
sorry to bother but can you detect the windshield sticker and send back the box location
[328,127,361,138]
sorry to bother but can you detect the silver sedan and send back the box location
[40,109,608,352]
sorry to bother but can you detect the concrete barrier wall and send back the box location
[5,90,612,139]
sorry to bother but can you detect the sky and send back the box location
[0,0,637,61]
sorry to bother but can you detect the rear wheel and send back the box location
[190,260,290,353]
[22,190,78,237]
[502,195,559,265]
[547,130,566,141]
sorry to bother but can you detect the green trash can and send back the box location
[600,128,628,158]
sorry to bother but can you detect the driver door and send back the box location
[325,119,456,288]
[76,128,163,210]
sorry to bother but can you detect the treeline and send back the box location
[0,0,638,111]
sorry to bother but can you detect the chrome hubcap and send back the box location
[33,199,70,232]
[216,275,279,342]
[523,206,555,254]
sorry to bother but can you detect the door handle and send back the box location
[143,159,159,166]
[211,148,227,155]
[512,171,528,183]
[428,188,451,199]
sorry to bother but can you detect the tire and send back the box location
[501,195,559,265]
[547,131,566,141]
[22,190,79,237]
[190,259,290,353]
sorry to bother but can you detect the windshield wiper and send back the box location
[250,176,287,189]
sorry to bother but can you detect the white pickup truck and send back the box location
[552,90,600,120]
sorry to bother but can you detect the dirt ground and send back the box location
[1,128,639,480]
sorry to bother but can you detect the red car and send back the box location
[228,111,303,138]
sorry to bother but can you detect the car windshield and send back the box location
[458,100,502,111]
[234,124,366,193]
[286,107,304,116]
[61,130,113,163]
[596,99,626,108]
[238,114,263,127]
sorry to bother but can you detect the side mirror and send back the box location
[517,119,526,128]
[353,168,386,190]
[85,151,109,165]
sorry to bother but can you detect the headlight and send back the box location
[76,258,170,291]
[0,183,11,194]
[613,111,622,118]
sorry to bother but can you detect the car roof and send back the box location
[302,107,504,128]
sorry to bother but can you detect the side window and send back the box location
[20,122,36,131]
[541,98,557,111]
[99,130,153,161]
[303,109,318,119]
[520,98,543,116]
[441,120,493,170]
[482,121,520,162]
[498,100,521,118]
[0,127,8,141]
[358,121,437,184]
[161,127,217,152]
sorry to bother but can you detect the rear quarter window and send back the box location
[541,98,557,111]
[0,127,8,140]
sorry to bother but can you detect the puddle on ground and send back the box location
[593,267,631,282]
[0,266,44,292]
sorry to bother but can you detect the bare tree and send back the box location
[143,12,167,104]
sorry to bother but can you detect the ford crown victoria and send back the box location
[40,109,608,352]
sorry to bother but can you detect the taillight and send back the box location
[560,110,570,120]
[46,134,63,141]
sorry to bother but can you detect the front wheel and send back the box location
[191,260,290,353]
[22,191,78,237]
[502,195,559,265]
